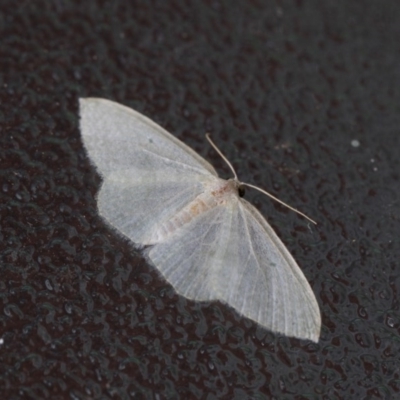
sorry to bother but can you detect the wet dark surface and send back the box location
[1,1,400,399]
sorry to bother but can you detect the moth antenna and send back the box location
[206,133,238,180]
[205,134,316,224]
[242,182,317,225]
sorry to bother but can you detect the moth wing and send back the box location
[230,199,321,342]
[79,98,217,178]
[79,97,219,245]
[97,170,217,245]
[148,196,320,342]
[147,203,234,302]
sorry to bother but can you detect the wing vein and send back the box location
[141,147,211,176]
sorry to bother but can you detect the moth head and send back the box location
[238,184,246,198]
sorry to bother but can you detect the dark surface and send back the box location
[1,1,400,399]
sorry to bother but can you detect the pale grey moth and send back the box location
[79,98,321,342]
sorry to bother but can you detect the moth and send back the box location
[79,98,321,342]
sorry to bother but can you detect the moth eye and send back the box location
[238,185,245,198]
